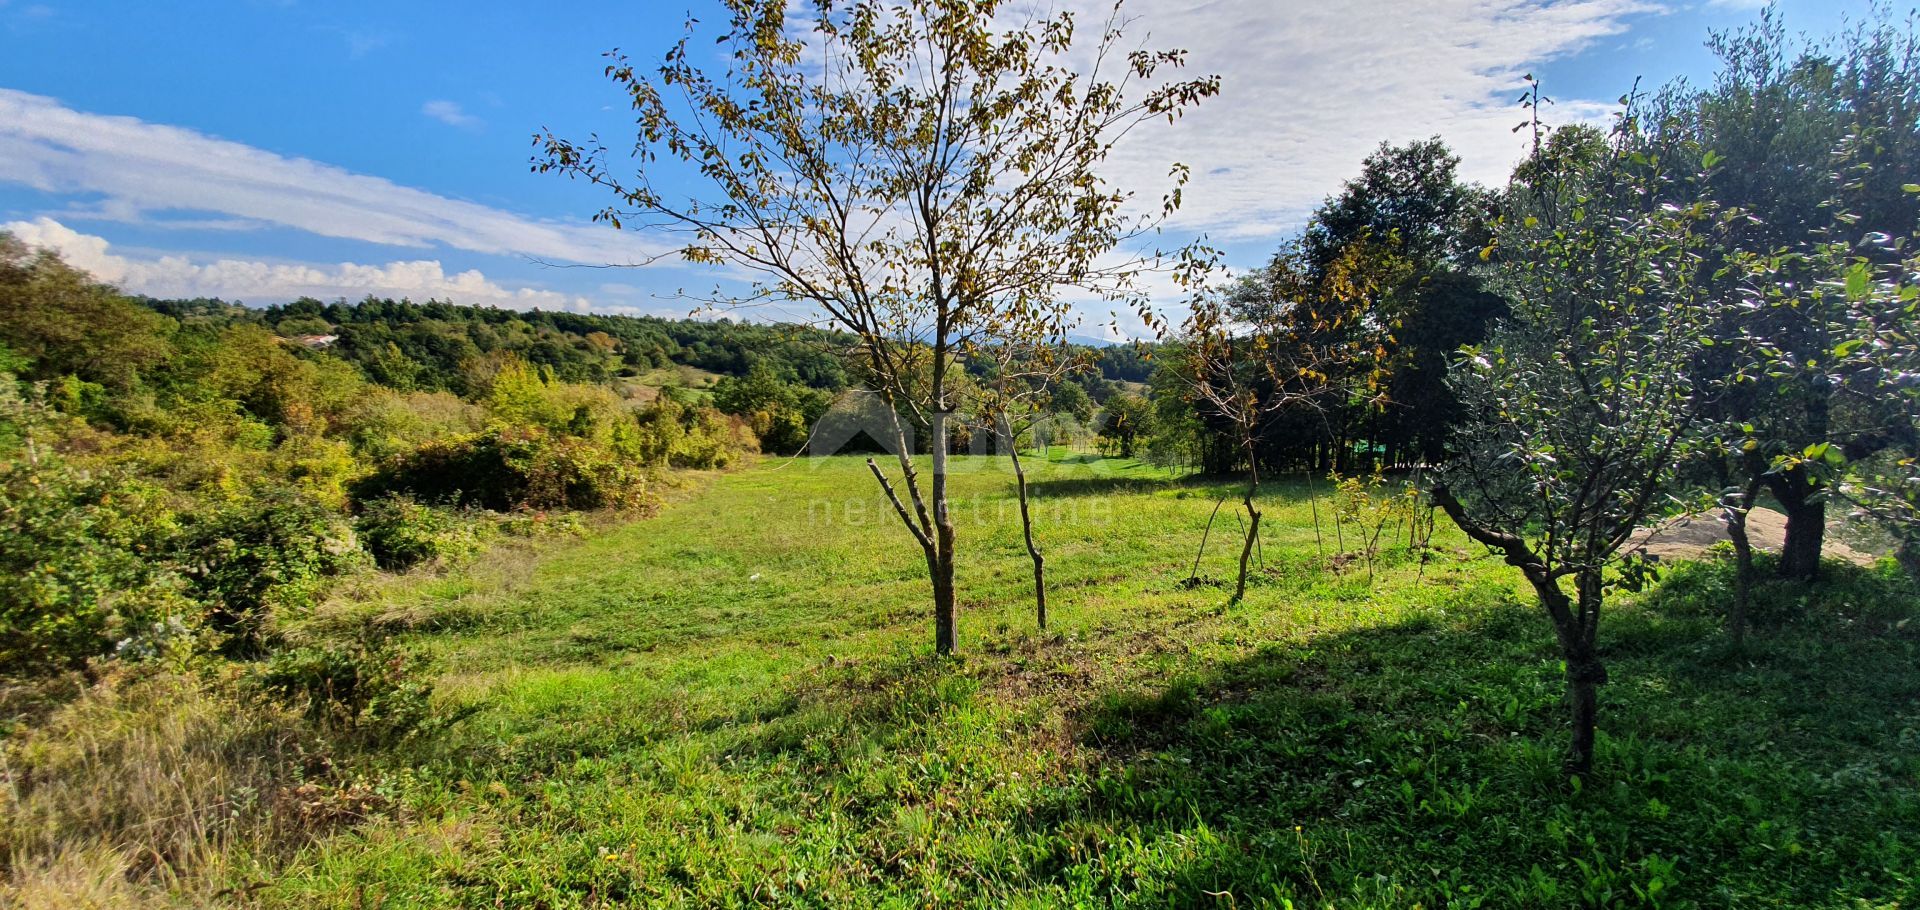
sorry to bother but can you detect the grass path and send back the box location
[264,454,1920,908]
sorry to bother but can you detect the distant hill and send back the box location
[136,294,1167,393]
[136,295,856,397]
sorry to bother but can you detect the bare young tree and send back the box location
[535,0,1216,654]
[980,335,1084,632]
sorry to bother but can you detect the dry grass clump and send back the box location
[0,667,353,908]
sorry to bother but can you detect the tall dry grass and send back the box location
[0,667,341,908]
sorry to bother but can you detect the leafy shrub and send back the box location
[357,426,654,512]
[624,394,748,468]
[1329,470,1428,577]
[0,449,187,674]
[344,388,484,461]
[483,357,577,431]
[252,632,439,745]
[711,363,831,455]
[181,489,365,654]
[355,494,489,569]
[187,324,366,433]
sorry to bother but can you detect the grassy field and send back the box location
[623,364,726,401]
[260,453,1920,908]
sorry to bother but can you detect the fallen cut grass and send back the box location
[183,454,1920,905]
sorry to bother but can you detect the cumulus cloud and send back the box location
[5,217,596,312]
[421,99,481,129]
[0,89,669,266]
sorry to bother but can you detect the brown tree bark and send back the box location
[1773,369,1833,582]
[1724,475,1764,651]
[1897,538,1920,582]
[1562,571,1607,776]
[1007,441,1047,631]
[1768,467,1825,581]
[931,409,957,654]
[1233,462,1262,603]
[1433,487,1608,777]
[1566,660,1602,775]
[866,404,954,655]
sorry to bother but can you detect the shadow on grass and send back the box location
[682,554,1920,907]
[1024,557,1920,907]
[1022,470,1337,503]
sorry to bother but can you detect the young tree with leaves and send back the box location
[1434,111,1717,776]
[1179,269,1352,602]
[535,0,1216,654]
[1097,391,1154,458]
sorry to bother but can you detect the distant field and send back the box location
[626,363,726,396]
[265,455,1920,908]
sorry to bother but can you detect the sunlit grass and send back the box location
[258,453,1920,908]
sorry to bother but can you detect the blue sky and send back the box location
[0,0,1873,332]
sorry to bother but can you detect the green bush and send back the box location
[624,394,747,468]
[711,363,831,456]
[355,495,489,570]
[495,509,589,539]
[0,451,188,674]
[252,632,439,745]
[181,489,365,655]
[356,426,654,513]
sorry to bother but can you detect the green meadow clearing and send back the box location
[263,453,1920,909]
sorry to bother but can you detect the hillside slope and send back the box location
[262,455,1920,909]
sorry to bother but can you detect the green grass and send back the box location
[625,364,726,399]
[259,454,1920,908]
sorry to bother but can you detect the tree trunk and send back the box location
[1769,467,1824,581]
[1008,439,1046,631]
[1306,471,1325,560]
[1233,465,1261,603]
[1728,515,1755,651]
[931,543,956,654]
[1896,537,1920,582]
[931,409,957,654]
[1725,475,1763,651]
[1562,573,1608,776]
[1431,487,1608,778]
[1566,662,1601,776]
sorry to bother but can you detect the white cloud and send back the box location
[1063,0,1657,240]
[4,217,597,312]
[421,99,481,129]
[0,89,671,266]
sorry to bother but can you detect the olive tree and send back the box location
[536,0,1216,653]
[1433,113,1716,775]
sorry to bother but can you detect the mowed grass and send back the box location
[261,453,1920,908]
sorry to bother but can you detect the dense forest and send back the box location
[4,2,1920,907]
